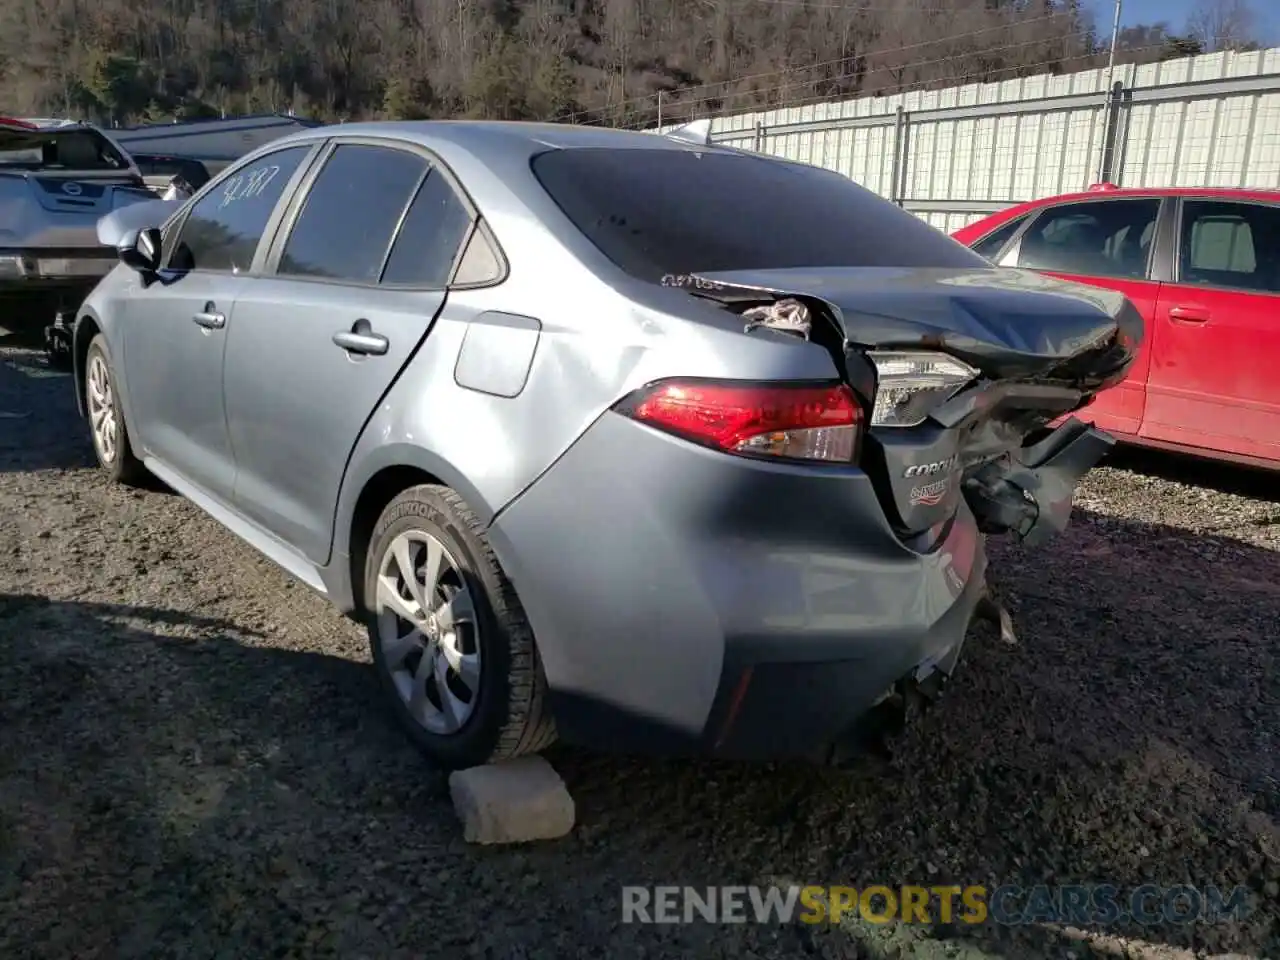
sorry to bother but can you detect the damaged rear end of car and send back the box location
[516,139,1142,764]
[641,266,1140,761]
[676,265,1140,550]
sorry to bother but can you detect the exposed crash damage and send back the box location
[670,266,1139,542]
[664,265,1142,764]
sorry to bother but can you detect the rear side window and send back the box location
[529,147,986,282]
[278,144,429,283]
[169,145,311,273]
[1180,200,1280,294]
[971,214,1029,261]
[380,169,473,287]
[1015,199,1160,280]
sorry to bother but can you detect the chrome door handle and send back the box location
[333,319,389,356]
[332,331,389,355]
[192,310,225,329]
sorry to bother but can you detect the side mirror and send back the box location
[117,227,162,275]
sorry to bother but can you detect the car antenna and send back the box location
[663,119,713,146]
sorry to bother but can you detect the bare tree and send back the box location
[0,0,1235,127]
[1187,0,1260,52]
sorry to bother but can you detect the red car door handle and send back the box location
[1168,305,1210,323]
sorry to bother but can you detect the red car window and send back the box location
[1016,199,1160,280]
[970,214,1031,260]
[1179,200,1280,295]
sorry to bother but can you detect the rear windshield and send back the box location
[134,156,211,188]
[529,147,986,282]
[0,128,131,171]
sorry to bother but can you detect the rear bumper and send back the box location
[0,251,111,321]
[0,248,116,288]
[486,411,989,761]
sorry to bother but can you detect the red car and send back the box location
[953,185,1280,471]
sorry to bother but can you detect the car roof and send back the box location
[14,118,92,131]
[950,184,1280,242]
[259,119,761,166]
[1002,184,1280,213]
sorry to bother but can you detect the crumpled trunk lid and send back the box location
[678,265,1141,544]
[688,265,1143,388]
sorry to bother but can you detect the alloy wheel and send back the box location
[86,354,118,464]
[374,530,482,735]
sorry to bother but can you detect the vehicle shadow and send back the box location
[0,346,174,493]
[1,498,1275,958]
[0,344,95,474]
[0,321,51,350]
[0,593,441,959]
[1107,443,1280,504]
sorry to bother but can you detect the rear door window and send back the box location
[168,145,311,274]
[529,147,986,282]
[1014,199,1160,280]
[277,144,430,283]
[380,169,473,287]
[1180,200,1280,294]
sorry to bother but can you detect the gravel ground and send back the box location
[1,333,1276,960]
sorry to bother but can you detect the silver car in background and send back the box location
[71,121,1140,769]
[0,118,161,327]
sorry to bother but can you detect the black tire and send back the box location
[363,484,556,769]
[84,334,147,486]
[45,336,73,371]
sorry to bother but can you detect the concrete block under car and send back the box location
[449,756,575,844]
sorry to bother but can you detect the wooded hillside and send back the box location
[0,0,1267,129]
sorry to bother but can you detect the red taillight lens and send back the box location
[613,379,862,463]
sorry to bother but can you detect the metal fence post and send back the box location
[754,120,766,153]
[1098,79,1126,184]
[890,105,907,205]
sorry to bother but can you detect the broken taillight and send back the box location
[613,379,862,463]
[867,351,979,427]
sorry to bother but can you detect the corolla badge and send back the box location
[903,454,957,479]
[61,181,83,196]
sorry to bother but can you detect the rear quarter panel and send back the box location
[331,139,846,559]
[332,269,844,540]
